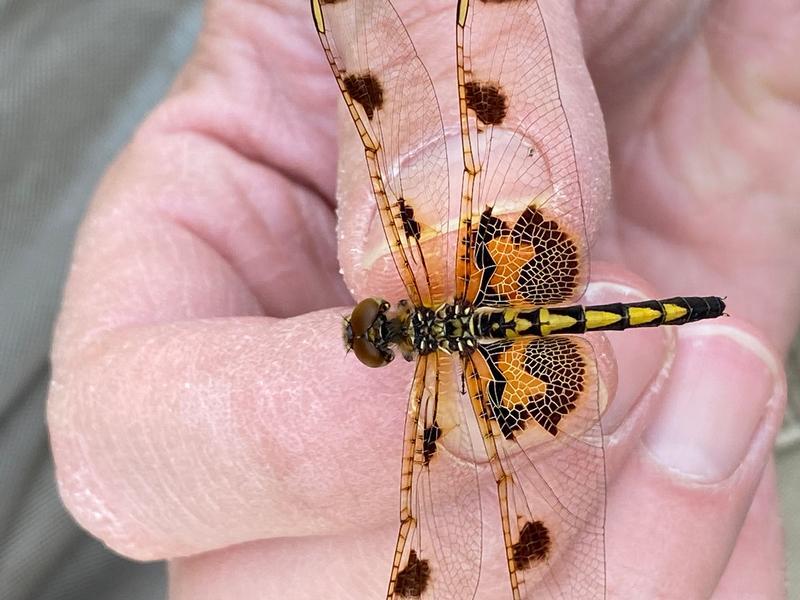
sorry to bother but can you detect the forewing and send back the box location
[463,336,605,599]
[455,0,589,308]
[312,0,451,306]
[388,353,483,600]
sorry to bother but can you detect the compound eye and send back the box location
[352,336,389,368]
[349,298,382,337]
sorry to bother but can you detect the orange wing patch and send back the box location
[472,336,589,441]
[468,205,584,308]
[455,0,590,310]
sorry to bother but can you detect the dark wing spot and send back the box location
[513,206,580,305]
[422,422,441,465]
[493,394,547,439]
[464,80,508,126]
[344,72,384,119]
[396,550,430,598]
[522,338,585,437]
[398,197,422,240]
[526,393,572,436]
[472,207,512,305]
[474,207,509,266]
[512,521,551,570]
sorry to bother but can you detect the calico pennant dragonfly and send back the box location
[311,0,725,598]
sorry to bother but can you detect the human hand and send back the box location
[48,1,797,598]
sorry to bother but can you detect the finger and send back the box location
[168,0,341,200]
[170,526,392,600]
[712,459,785,598]
[581,267,677,441]
[606,320,786,597]
[50,311,412,560]
[579,0,711,96]
[57,0,349,337]
[169,455,785,599]
[51,0,356,557]
[593,0,800,351]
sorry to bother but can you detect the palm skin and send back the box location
[47,1,797,598]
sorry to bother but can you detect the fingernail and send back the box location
[584,282,673,433]
[642,327,777,482]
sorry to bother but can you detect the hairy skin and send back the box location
[48,1,798,598]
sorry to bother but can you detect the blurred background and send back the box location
[0,1,797,599]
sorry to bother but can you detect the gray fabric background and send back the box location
[0,1,796,599]
[0,1,200,598]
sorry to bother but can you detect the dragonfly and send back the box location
[311,1,725,598]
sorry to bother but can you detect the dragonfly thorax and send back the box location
[343,298,479,367]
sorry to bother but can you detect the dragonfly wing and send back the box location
[455,0,589,308]
[463,335,605,599]
[312,0,452,306]
[388,353,483,599]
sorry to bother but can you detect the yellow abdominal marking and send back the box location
[585,310,622,330]
[628,307,662,326]
[663,303,689,322]
[539,308,577,337]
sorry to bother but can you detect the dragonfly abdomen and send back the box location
[473,296,726,339]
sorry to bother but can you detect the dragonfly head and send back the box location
[343,298,396,368]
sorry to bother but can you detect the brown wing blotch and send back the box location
[395,550,431,598]
[477,336,587,440]
[343,72,384,119]
[398,197,422,241]
[512,520,552,570]
[464,80,508,126]
[421,421,441,465]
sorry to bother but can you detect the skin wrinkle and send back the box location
[704,7,800,125]
[144,130,343,316]
[607,48,728,254]
[155,8,339,202]
[606,24,799,338]
[581,0,648,67]
[162,214,267,316]
[713,462,785,598]
[56,319,367,557]
[153,149,304,315]
[579,0,712,103]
